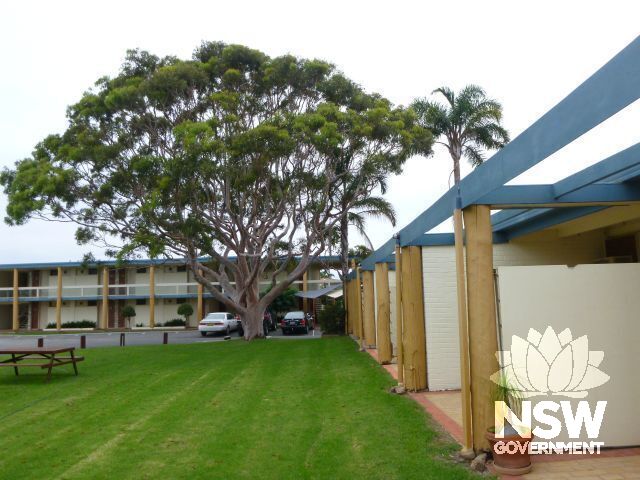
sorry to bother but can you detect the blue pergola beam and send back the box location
[357,35,640,268]
[477,183,640,207]
[360,237,396,271]
[553,142,640,196]
[502,206,606,240]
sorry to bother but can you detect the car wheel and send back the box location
[238,326,244,337]
[200,331,207,337]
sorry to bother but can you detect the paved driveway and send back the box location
[0,327,322,350]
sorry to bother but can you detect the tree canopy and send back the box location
[1,42,431,339]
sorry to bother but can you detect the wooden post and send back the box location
[395,244,404,387]
[149,265,155,328]
[197,281,203,325]
[400,245,427,391]
[343,278,349,335]
[12,269,19,332]
[355,267,365,350]
[375,262,392,364]
[454,207,474,456]
[348,278,355,335]
[101,267,109,330]
[464,205,499,452]
[350,260,358,337]
[361,270,376,347]
[302,270,308,314]
[56,267,62,331]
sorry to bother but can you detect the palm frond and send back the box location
[347,212,374,249]
[351,196,397,226]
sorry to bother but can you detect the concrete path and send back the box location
[0,327,322,350]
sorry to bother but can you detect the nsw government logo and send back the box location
[490,326,610,455]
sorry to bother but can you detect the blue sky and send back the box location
[1,0,639,262]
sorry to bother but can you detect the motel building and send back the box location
[0,257,341,331]
[346,35,640,459]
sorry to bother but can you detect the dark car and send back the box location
[281,311,309,335]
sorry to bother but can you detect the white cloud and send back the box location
[1,0,639,261]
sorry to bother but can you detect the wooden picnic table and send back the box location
[0,347,84,382]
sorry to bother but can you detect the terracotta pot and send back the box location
[485,429,533,476]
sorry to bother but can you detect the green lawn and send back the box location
[0,337,480,479]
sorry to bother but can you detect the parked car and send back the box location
[281,311,310,335]
[198,312,239,336]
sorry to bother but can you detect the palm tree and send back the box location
[411,85,509,186]
[337,194,396,281]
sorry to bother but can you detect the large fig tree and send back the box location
[1,42,430,339]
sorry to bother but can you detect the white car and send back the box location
[199,312,239,336]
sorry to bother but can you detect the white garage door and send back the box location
[496,263,640,447]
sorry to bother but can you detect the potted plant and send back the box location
[121,305,136,329]
[485,375,533,475]
[177,303,194,326]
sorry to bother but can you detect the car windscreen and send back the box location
[207,313,226,320]
[284,312,304,319]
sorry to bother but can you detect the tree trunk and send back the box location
[339,214,350,280]
[453,155,461,186]
[242,306,265,340]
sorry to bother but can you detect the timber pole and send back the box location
[101,267,109,330]
[394,239,404,388]
[355,266,365,351]
[56,267,62,331]
[149,265,155,328]
[454,194,474,457]
[361,270,376,347]
[464,204,500,452]
[302,271,308,315]
[12,269,19,332]
[197,280,203,325]
[375,262,392,364]
[400,245,427,391]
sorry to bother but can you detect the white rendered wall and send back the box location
[422,231,605,391]
[496,263,640,447]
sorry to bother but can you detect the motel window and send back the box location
[88,300,97,307]
[136,267,147,274]
[177,265,187,272]
[50,269,57,276]
[136,299,147,306]
[176,298,186,304]
[88,268,98,275]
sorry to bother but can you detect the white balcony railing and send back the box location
[0,279,340,300]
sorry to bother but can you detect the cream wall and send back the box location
[497,263,640,447]
[422,231,605,391]
[45,301,98,326]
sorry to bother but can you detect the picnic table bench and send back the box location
[0,347,84,382]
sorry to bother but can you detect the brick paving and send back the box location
[363,345,640,479]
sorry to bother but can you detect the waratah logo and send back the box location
[491,327,610,398]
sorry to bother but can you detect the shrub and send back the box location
[135,323,144,327]
[317,300,345,334]
[164,318,186,327]
[46,320,96,329]
[177,303,194,322]
[121,305,136,319]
